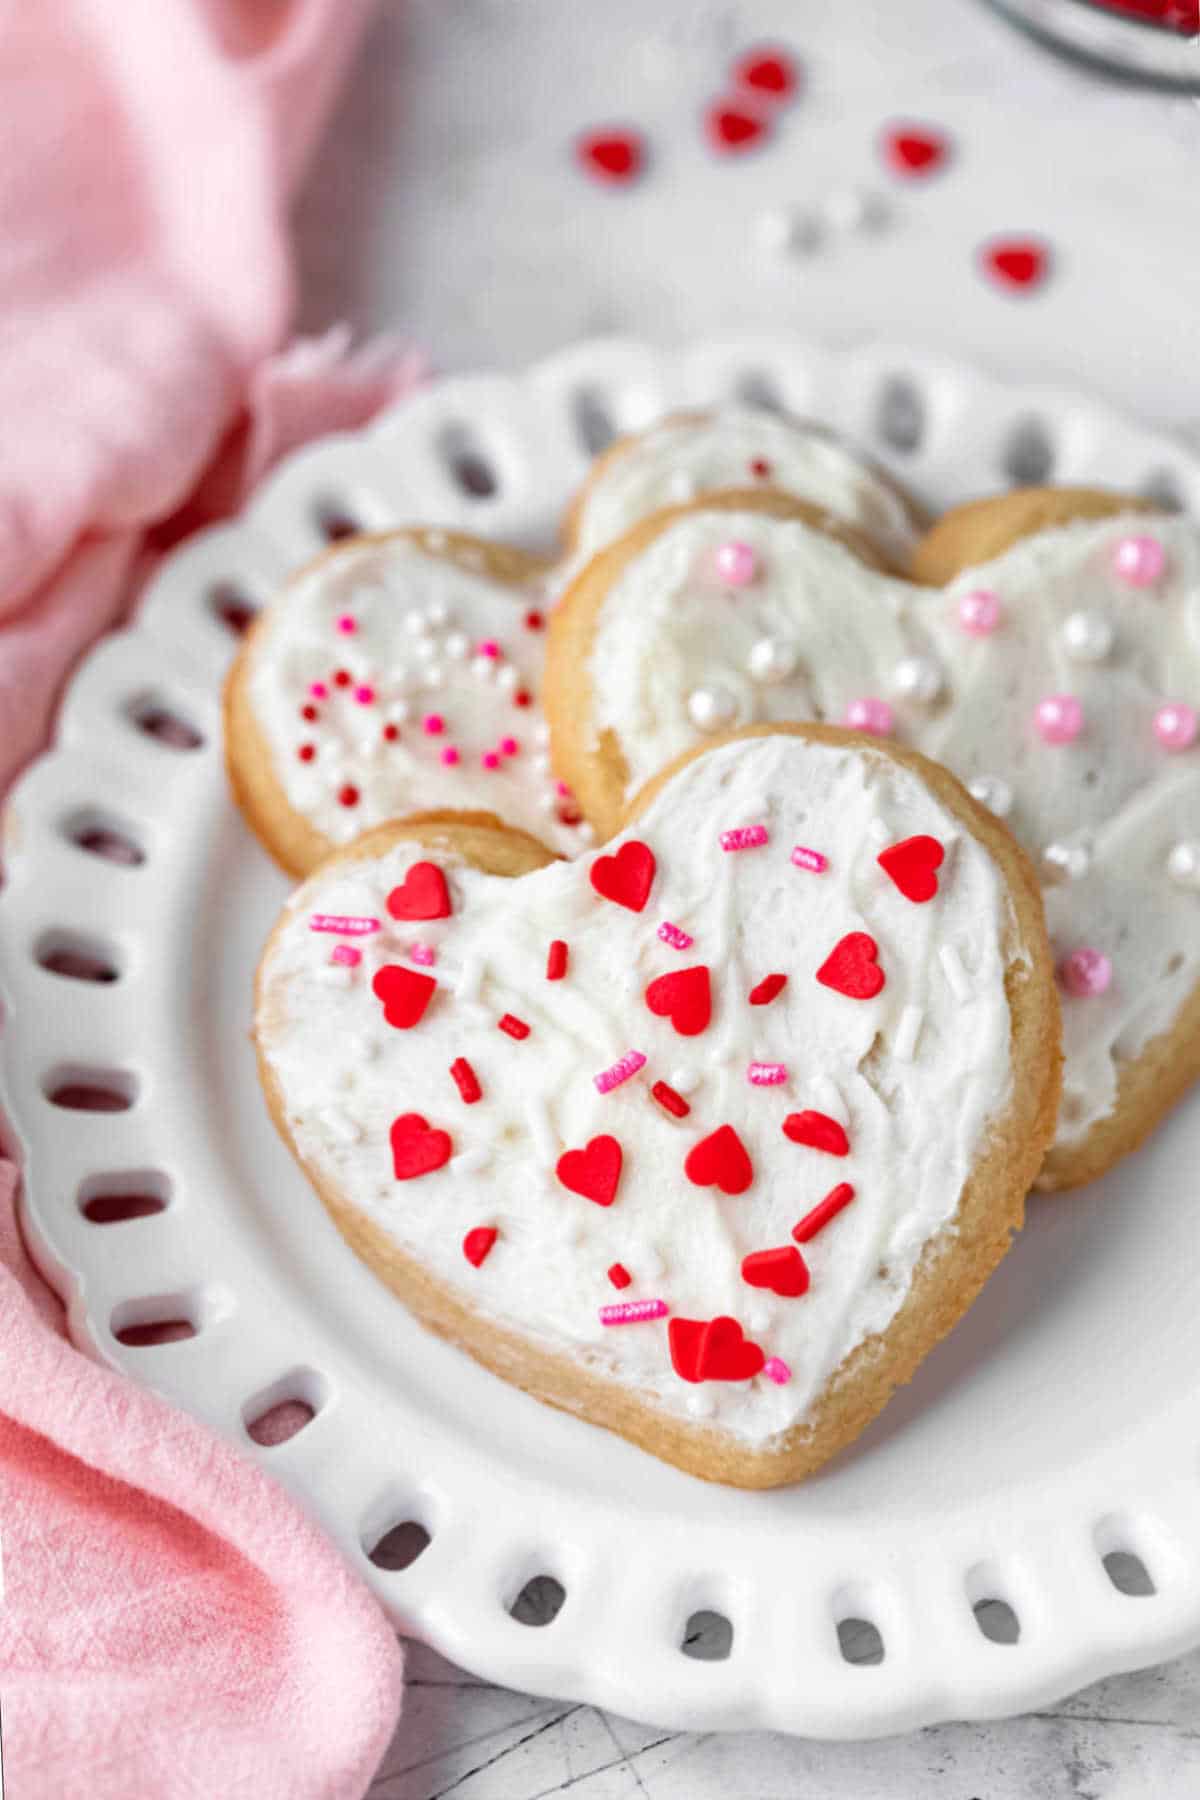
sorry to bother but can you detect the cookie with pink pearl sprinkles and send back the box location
[546,485,1200,1190]
[254,727,1057,1487]
[224,528,587,877]
[564,406,926,567]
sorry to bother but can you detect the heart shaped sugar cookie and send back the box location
[564,407,926,565]
[225,528,589,876]
[546,489,1200,1189]
[255,727,1057,1487]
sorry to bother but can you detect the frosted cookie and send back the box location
[566,407,926,566]
[546,489,1200,1189]
[255,726,1058,1488]
[225,529,587,877]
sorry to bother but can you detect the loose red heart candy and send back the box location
[576,127,645,185]
[877,834,945,903]
[387,861,451,921]
[782,1110,850,1157]
[881,123,950,177]
[463,1226,497,1267]
[684,1124,754,1195]
[390,1112,452,1180]
[741,1245,810,1299]
[705,100,770,155]
[816,932,885,1000]
[589,840,656,912]
[644,965,712,1037]
[981,237,1050,292]
[749,972,787,1006]
[732,47,800,101]
[556,1134,624,1207]
[669,1315,765,1383]
[372,964,437,1029]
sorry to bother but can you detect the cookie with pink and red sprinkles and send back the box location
[224,527,587,878]
[547,485,1200,1190]
[253,724,1057,1487]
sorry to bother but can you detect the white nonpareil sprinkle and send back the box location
[893,1005,924,1062]
[938,944,971,1002]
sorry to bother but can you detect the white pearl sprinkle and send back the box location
[968,775,1013,818]
[414,635,439,662]
[686,1389,716,1419]
[387,699,412,724]
[422,667,445,689]
[755,206,822,256]
[471,655,497,682]
[1168,841,1200,888]
[539,793,558,813]
[444,631,470,661]
[824,186,888,233]
[687,685,737,732]
[424,599,451,626]
[1061,610,1114,663]
[497,663,520,691]
[1042,841,1092,883]
[577,822,596,844]
[532,753,551,774]
[891,654,942,704]
[404,610,431,637]
[669,1067,700,1095]
[748,637,799,683]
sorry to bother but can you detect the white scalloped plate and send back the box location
[4,337,1200,1739]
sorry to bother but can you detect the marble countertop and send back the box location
[293,3,1200,1793]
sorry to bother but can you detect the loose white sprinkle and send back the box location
[319,1106,361,1144]
[451,1147,491,1176]
[525,1094,558,1165]
[867,817,891,844]
[316,964,353,988]
[443,631,470,661]
[893,1005,924,1062]
[455,955,484,1007]
[939,944,971,1002]
[968,774,1012,818]
[577,822,596,844]
[669,1066,701,1096]
[686,1390,716,1419]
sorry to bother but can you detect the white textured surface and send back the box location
[292,1,1200,1790]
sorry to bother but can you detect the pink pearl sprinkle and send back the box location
[844,697,895,736]
[422,713,445,735]
[330,944,362,967]
[555,779,572,797]
[658,921,694,951]
[957,589,1002,636]
[720,824,769,852]
[499,736,519,756]
[309,680,329,700]
[440,745,460,766]
[1112,534,1166,588]
[1058,947,1112,998]
[336,614,357,635]
[476,639,501,659]
[600,1298,668,1326]
[1034,694,1084,744]
[748,1061,788,1086]
[409,943,436,967]
[1154,702,1198,752]
[353,684,375,705]
[763,1356,792,1386]
[790,845,828,874]
[594,1049,647,1095]
[481,750,501,770]
[714,540,758,587]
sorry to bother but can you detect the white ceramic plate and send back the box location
[4,337,1200,1739]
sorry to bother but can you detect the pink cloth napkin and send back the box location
[0,4,422,1794]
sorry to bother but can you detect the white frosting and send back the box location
[245,535,588,855]
[572,409,919,563]
[258,735,1018,1448]
[585,507,1200,1154]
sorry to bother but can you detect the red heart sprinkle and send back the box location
[390,1112,452,1180]
[684,1124,754,1195]
[463,1226,497,1267]
[741,1245,810,1298]
[576,127,645,185]
[732,47,800,101]
[878,834,945,903]
[373,964,437,1029]
[644,965,712,1037]
[981,237,1050,292]
[387,861,451,921]
[816,933,885,1000]
[556,1134,623,1207]
[590,840,656,912]
[881,123,950,177]
[705,99,770,155]
[670,1315,765,1382]
[782,1110,850,1157]
[749,972,787,1006]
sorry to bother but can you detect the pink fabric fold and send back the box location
[0,4,421,1795]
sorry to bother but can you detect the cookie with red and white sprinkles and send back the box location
[225,528,586,877]
[254,725,1057,1488]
